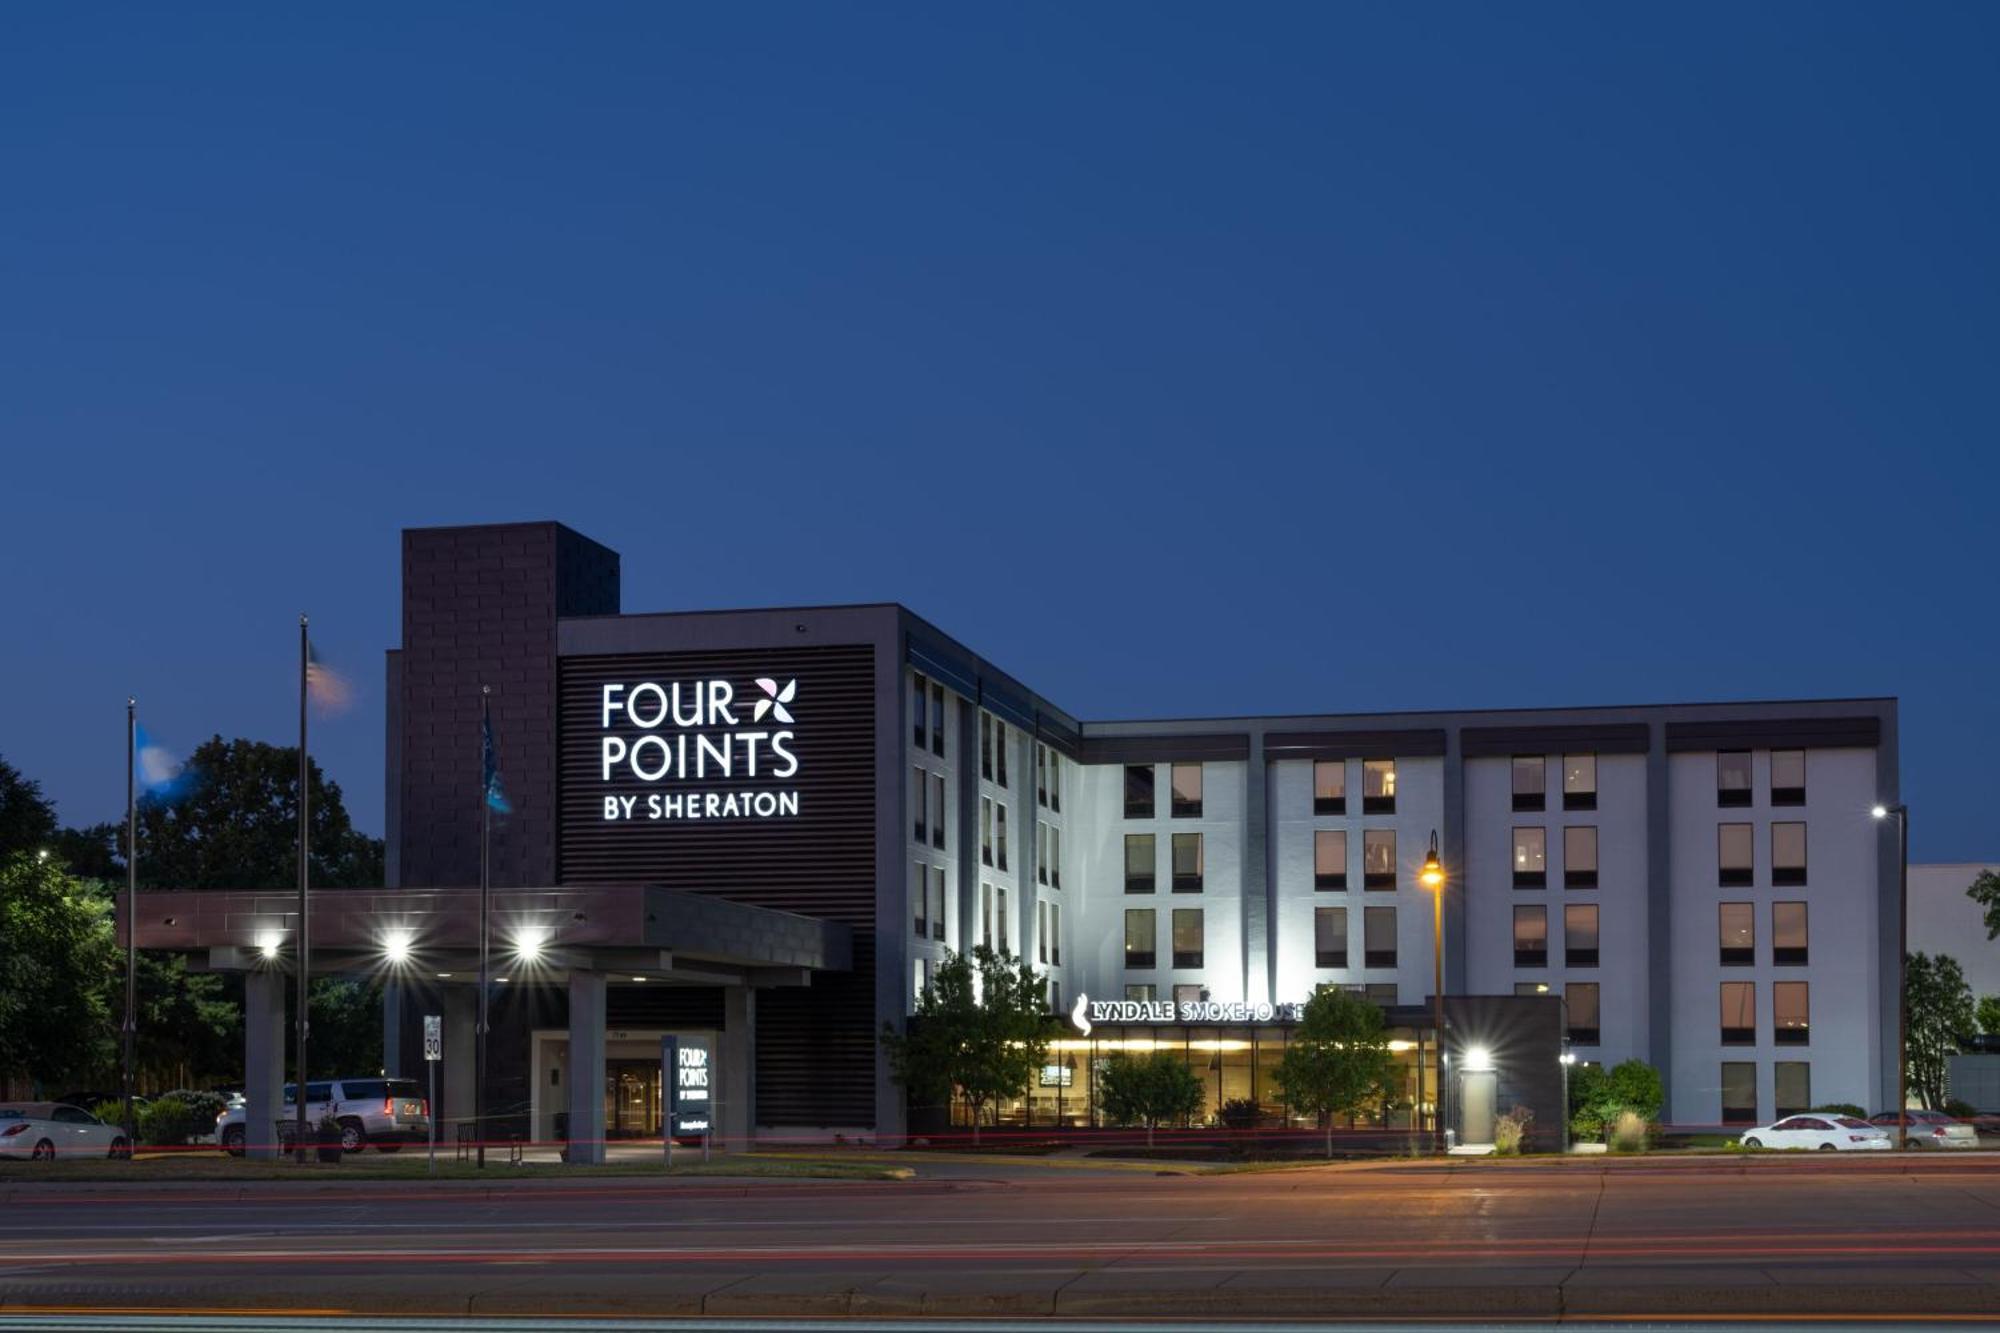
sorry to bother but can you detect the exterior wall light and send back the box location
[1463,1045,1495,1073]
[256,931,283,960]
[383,929,414,964]
[513,928,548,962]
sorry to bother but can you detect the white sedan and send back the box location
[0,1102,132,1161]
[1739,1114,1892,1151]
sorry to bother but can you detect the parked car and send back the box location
[1738,1114,1892,1151]
[0,1102,132,1161]
[1867,1109,1980,1149]
[216,1078,429,1156]
[54,1091,147,1116]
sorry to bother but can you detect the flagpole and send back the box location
[123,698,137,1158]
[476,685,491,1169]
[296,615,311,1164]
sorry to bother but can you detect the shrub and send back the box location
[1608,1109,1649,1154]
[1943,1098,1979,1120]
[88,1100,125,1127]
[137,1098,195,1147]
[1811,1103,1867,1119]
[160,1089,226,1130]
[1219,1098,1262,1131]
[1494,1104,1535,1155]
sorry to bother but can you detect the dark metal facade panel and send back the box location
[1034,711,1082,759]
[980,681,1036,732]
[905,637,979,699]
[1460,723,1652,757]
[1664,716,1882,752]
[1261,729,1448,761]
[1075,733,1253,764]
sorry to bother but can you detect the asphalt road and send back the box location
[4,1155,2000,1320]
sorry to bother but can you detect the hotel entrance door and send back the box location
[606,1060,661,1138]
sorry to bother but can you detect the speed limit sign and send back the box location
[424,1014,442,1062]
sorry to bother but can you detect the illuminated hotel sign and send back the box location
[663,1036,713,1137]
[598,677,802,822]
[1069,992,1304,1035]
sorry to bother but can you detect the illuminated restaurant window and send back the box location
[1717,750,1752,807]
[1124,909,1156,970]
[1513,827,1546,888]
[1563,825,1597,888]
[1314,830,1347,890]
[1172,908,1204,968]
[1512,755,1545,812]
[1774,981,1809,1045]
[1721,981,1755,1045]
[1719,902,1754,966]
[1719,823,1753,887]
[1564,903,1599,967]
[1513,905,1548,968]
[1315,906,1347,968]
[1363,829,1396,890]
[1172,833,1203,893]
[1124,834,1156,894]
[1171,763,1203,818]
[1771,749,1806,806]
[1563,754,1597,811]
[1772,822,1806,886]
[1363,759,1396,814]
[1773,901,1807,965]
[1314,760,1346,815]
[1721,1061,1757,1125]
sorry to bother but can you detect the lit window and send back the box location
[1172,833,1203,893]
[1513,905,1548,967]
[1563,826,1597,888]
[1314,760,1346,815]
[1773,901,1807,966]
[1125,983,1156,1001]
[1124,834,1156,894]
[1719,823,1754,887]
[1563,754,1597,811]
[1774,981,1809,1045]
[1315,906,1346,967]
[1171,763,1203,818]
[1513,827,1547,888]
[1717,751,1751,807]
[1124,909,1156,969]
[1771,750,1805,806]
[1772,822,1806,886]
[1124,765,1154,819]
[1721,981,1755,1045]
[1512,756,1546,812]
[1171,908,1204,968]
[1564,903,1599,967]
[1314,829,1347,890]
[1173,983,1203,1004]
[1719,902,1754,966]
[1363,759,1396,814]
[1363,829,1396,890]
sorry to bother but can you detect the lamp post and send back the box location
[1872,802,1909,1149]
[1419,830,1446,1150]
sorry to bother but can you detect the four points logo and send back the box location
[752,678,797,725]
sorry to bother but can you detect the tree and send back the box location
[1607,1058,1664,1122]
[1906,952,1976,1110]
[1274,988,1397,1157]
[0,851,118,1089]
[1969,870,2000,943]
[125,737,383,890]
[882,946,1049,1144]
[0,756,60,859]
[1098,1051,1204,1147]
[1568,1058,1663,1142]
[1978,995,2000,1037]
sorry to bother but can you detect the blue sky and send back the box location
[2,3,1993,856]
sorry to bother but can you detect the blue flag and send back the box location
[134,725,192,802]
[481,713,511,814]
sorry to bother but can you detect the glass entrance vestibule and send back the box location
[970,1021,1440,1131]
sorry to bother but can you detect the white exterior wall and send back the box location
[1667,747,1880,1125]
[1462,752,1649,1066]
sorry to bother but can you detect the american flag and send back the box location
[305,640,352,712]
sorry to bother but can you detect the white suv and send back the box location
[218,1078,429,1155]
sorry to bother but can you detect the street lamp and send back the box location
[1873,802,1910,1148]
[1420,830,1446,1149]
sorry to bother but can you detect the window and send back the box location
[1363,759,1396,814]
[1037,900,1048,964]
[1773,902,1807,966]
[1774,981,1809,1045]
[1363,829,1397,890]
[1721,1062,1758,1125]
[914,861,928,937]
[1125,984,1156,1001]
[1314,760,1346,815]
[912,673,928,747]
[1566,982,1600,1044]
[1314,830,1347,890]
[1124,765,1155,819]
[1512,755,1546,812]
[1049,824,1062,889]
[1050,981,1060,1013]
[1124,834,1156,894]
[1315,906,1347,967]
[1365,983,1399,1003]
[1124,909,1156,969]
[1721,981,1756,1045]
[930,867,946,942]
[1363,906,1397,968]
[1563,826,1597,888]
[1171,763,1203,818]
[994,720,1008,786]
[912,767,927,843]
[924,774,942,850]
[995,803,1009,872]
[1563,754,1597,811]
[1775,1061,1810,1117]
[997,887,1009,953]
[1771,749,1805,806]
[1050,902,1061,965]
[1719,823,1754,887]
[915,959,928,1003]
[980,713,993,780]
[1719,902,1754,966]
[1513,827,1547,888]
[1513,905,1548,968]
[980,798,993,866]
[1717,750,1752,806]
[1171,833,1203,893]
[1564,903,1599,967]
[1035,744,1047,806]
[1515,981,1552,997]
[1772,822,1806,886]
[929,681,945,757]
[980,882,992,948]
[1173,983,1203,1004]
[1172,908,1204,968]
[1048,750,1061,812]
[1037,822,1050,885]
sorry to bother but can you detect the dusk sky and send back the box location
[3,3,1993,857]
